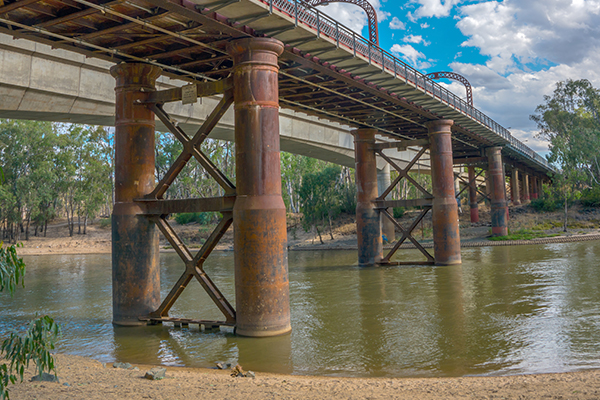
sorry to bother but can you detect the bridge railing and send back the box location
[260,0,550,169]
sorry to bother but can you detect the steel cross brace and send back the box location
[135,80,237,327]
[374,145,434,265]
[455,168,489,203]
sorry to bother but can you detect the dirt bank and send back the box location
[10,203,600,256]
[4,354,600,400]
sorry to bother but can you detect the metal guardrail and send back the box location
[261,0,550,170]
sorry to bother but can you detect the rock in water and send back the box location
[145,367,167,380]
[31,372,59,383]
[245,371,256,379]
[113,362,132,370]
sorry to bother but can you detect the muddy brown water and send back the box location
[2,241,600,378]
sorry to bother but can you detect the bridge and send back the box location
[0,0,553,337]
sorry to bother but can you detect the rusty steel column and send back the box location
[531,176,538,199]
[511,169,521,206]
[523,173,531,203]
[427,120,461,266]
[538,177,544,198]
[110,63,161,326]
[227,38,291,337]
[467,166,479,223]
[487,147,508,236]
[377,163,395,242]
[354,128,383,266]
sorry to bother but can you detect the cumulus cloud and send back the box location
[390,44,432,69]
[411,0,463,19]
[403,34,430,46]
[389,16,406,30]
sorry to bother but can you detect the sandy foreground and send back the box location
[3,353,600,400]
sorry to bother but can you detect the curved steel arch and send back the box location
[305,0,379,45]
[426,71,473,107]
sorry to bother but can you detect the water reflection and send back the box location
[1,241,600,377]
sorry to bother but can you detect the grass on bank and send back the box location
[489,229,561,241]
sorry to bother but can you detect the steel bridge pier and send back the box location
[111,63,162,326]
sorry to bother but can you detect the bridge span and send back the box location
[0,0,553,337]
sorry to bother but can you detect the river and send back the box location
[2,241,600,378]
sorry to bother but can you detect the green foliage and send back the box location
[0,244,25,296]
[488,229,560,241]
[580,186,600,207]
[174,212,217,225]
[1,315,60,398]
[0,242,59,400]
[299,165,346,242]
[529,197,563,212]
[98,217,111,229]
[393,207,405,219]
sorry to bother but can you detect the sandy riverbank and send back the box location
[4,353,600,399]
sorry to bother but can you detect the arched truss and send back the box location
[305,0,379,45]
[425,71,473,107]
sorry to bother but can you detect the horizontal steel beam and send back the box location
[371,138,429,151]
[143,77,233,104]
[374,198,432,209]
[135,196,235,214]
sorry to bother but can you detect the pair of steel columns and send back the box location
[111,38,291,337]
[354,120,461,266]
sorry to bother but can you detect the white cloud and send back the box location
[412,0,463,19]
[389,16,406,30]
[420,22,430,29]
[390,44,432,69]
[403,34,430,46]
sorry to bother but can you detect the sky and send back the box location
[309,0,600,154]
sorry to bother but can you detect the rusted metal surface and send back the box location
[228,37,291,337]
[523,173,531,203]
[427,119,461,266]
[511,169,521,206]
[374,143,433,265]
[133,74,237,327]
[468,166,480,222]
[487,147,508,236]
[377,164,395,242]
[304,0,379,45]
[425,71,473,107]
[149,213,236,323]
[531,176,539,199]
[111,63,161,326]
[354,128,383,266]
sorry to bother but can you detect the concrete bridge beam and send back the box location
[354,128,383,266]
[487,147,508,236]
[228,37,291,337]
[111,63,161,326]
[427,120,461,266]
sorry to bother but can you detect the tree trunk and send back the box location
[44,219,48,237]
[315,224,324,245]
[77,209,81,234]
[563,196,568,232]
[25,213,31,241]
[83,215,88,235]
[327,214,334,240]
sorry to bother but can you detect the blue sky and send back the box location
[310,0,600,153]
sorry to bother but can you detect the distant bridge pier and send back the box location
[428,120,461,265]
[538,177,544,198]
[468,166,480,222]
[511,169,521,206]
[523,173,531,203]
[487,147,508,237]
[354,128,383,266]
[531,176,539,200]
[228,38,292,337]
[111,63,161,326]
[377,164,396,242]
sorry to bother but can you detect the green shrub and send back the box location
[393,207,405,218]
[98,217,111,229]
[580,186,600,207]
[530,197,562,212]
[174,212,217,225]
